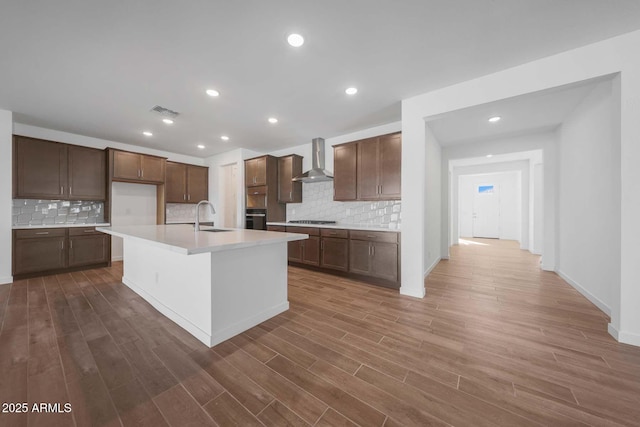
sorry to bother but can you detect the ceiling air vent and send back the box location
[150,105,180,118]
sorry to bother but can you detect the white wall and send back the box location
[423,124,442,278]
[0,110,13,284]
[402,28,640,346]
[458,171,521,241]
[532,163,543,254]
[556,79,619,316]
[110,182,158,261]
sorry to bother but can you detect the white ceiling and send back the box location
[1,1,640,157]
[427,78,607,146]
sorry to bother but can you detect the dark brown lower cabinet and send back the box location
[13,229,67,275]
[68,229,110,267]
[13,227,111,278]
[321,237,349,271]
[269,224,399,288]
[349,231,399,283]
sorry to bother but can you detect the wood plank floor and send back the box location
[1,238,640,426]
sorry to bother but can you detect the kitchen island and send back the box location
[96,224,307,347]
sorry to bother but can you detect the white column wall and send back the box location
[401,29,640,345]
[0,110,13,284]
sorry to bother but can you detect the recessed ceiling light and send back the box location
[220,135,230,141]
[268,117,278,124]
[287,33,304,47]
[162,118,174,125]
[143,131,153,137]
[197,144,205,149]
[488,116,501,122]
[486,154,493,158]
[206,89,220,97]
[345,87,358,95]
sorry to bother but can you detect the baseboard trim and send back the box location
[608,323,640,347]
[424,257,441,277]
[210,302,289,347]
[556,269,611,316]
[399,286,425,299]
[0,276,13,285]
[111,255,123,262]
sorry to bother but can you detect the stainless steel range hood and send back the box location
[292,137,333,183]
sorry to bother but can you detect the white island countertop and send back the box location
[97,224,308,255]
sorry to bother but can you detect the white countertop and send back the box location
[96,224,308,255]
[13,223,111,230]
[267,222,401,233]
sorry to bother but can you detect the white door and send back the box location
[473,184,500,238]
[221,163,238,228]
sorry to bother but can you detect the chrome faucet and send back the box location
[195,200,215,231]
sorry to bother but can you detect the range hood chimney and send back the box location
[292,137,333,183]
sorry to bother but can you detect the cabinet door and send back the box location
[357,138,380,200]
[379,134,401,200]
[321,237,349,271]
[14,236,67,275]
[288,240,303,262]
[349,240,372,276]
[112,151,141,180]
[333,143,357,201]
[14,136,67,199]
[187,165,208,203]
[68,146,106,200]
[245,159,255,186]
[371,242,398,282]
[166,162,187,203]
[140,155,165,183]
[68,234,109,267]
[278,156,292,202]
[301,236,320,266]
[253,157,267,186]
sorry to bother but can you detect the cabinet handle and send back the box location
[367,235,376,239]
[69,186,72,195]
[289,191,292,200]
[368,245,372,256]
[141,169,144,178]
[83,229,94,233]
[60,186,64,195]
[36,232,49,235]
[372,245,375,256]
[70,240,73,249]
[61,241,64,250]
[188,194,191,201]
[183,194,186,201]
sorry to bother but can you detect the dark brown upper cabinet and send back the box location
[166,161,209,203]
[333,143,357,201]
[278,154,303,203]
[13,135,106,201]
[333,132,401,201]
[357,133,401,200]
[110,149,166,184]
[245,156,267,187]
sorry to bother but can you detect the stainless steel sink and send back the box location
[200,229,232,232]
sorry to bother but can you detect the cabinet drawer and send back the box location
[320,228,348,238]
[68,227,101,236]
[349,230,398,243]
[286,226,320,236]
[14,228,66,239]
[267,225,286,232]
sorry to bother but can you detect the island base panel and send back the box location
[120,239,289,347]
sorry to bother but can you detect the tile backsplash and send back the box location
[166,203,215,224]
[286,181,401,229]
[13,199,104,226]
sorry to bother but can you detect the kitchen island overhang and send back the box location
[97,225,308,347]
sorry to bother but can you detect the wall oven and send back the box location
[245,208,267,230]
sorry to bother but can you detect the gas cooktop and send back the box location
[287,220,337,225]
